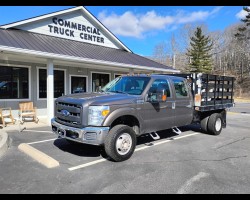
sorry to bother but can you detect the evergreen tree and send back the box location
[235,7,250,47]
[186,27,213,73]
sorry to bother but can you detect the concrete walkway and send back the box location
[0,117,49,157]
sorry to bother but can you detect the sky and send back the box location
[0,6,247,56]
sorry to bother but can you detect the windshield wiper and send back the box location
[108,90,126,94]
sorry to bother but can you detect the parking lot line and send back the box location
[23,130,53,133]
[68,132,200,171]
[27,138,58,145]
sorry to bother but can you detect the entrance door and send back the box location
[70,75,87,94]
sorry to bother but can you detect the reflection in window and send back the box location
[0,66,29,99]
[148,79,171,97]
[173,79,188,98]
[92,73,110,92]
[39,69,65,98]
[71,76,86,94]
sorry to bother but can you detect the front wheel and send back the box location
[207,113,223,135]
[104,125,137,162]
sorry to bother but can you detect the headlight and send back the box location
[88,106,110,126]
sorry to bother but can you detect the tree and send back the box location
[186,27,214,73]
[235,6,250,43]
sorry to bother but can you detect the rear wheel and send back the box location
[207,113,223,135]
[104,125,137,162]
[200,116,209,133]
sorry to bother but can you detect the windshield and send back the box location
[101,76,150,95]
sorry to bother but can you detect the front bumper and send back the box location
[51,118,109,145]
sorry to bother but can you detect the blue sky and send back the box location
[0,6,246,56]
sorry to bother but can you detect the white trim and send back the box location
[0,45,179,73]
[37,66,66,100]
[90,71,111,92]
[69,74,88,94]
[0,64,31,102]
[1,7,81,29]
[1,6,131,52]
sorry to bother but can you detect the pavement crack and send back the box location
[143,155,248,164]
[216,137,250,150]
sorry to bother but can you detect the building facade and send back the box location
[0,6,179,124]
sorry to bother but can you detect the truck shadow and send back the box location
[53,139,108,158]
[53,124,202,160]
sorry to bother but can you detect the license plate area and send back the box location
[58,128,66,137]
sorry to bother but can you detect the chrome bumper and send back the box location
[51,118,109,145]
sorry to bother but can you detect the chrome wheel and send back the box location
[116,133,132,155]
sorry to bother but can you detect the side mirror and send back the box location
[147,89,167,103]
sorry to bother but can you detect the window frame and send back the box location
[90,71,111,92]
[0,64,31,101]
[69,74,88,94]
[37,67,66,100]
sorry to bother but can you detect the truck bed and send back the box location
[165,73,235,111]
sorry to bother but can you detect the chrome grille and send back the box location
[55,101,82,127]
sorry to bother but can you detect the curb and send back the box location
[0,129,10,158]
[18,143,59,168]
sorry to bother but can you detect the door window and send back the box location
[172,79,188,98]
[148,79,171,97]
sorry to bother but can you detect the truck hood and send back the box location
[56,92,140,106]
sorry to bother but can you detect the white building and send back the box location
[0,6,179,124]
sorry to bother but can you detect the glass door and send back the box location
[70,76,87,94]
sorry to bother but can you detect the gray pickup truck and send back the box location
[51,73,235,162]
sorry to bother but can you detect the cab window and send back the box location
[148,79,171,97]
[172,79,188,98]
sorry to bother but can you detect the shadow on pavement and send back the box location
[53,124,202,161]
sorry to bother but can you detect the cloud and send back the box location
[236,7,249,19]
[98,6,223,38]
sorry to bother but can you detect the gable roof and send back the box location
[0,28,178,73]
[0,6,132,53]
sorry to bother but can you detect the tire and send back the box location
[207,113,223,135]
[104,125,137,162]
[200,116,209,133]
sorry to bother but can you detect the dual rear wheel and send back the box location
[201,113,223,135]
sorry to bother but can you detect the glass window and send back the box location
[148,79,171,97]
[92,73,110,92]
[71,76,87,94]
[102,76,150,95]
[38,69,65,98]
[172,78,188,98]
[0,66,29,99]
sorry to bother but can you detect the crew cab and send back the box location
[51,73,235,162]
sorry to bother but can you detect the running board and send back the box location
[172,126,182,135]
[149,132,160,140]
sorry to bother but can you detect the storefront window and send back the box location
[0,66,29,99]
[38,69,65,98]
[70,76,87,94]
[92,73,110,92]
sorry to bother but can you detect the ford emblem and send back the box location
[61,110,70,117]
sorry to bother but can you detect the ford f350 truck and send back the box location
[51,73,235,162]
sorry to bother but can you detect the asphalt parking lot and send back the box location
[0,102,250,194]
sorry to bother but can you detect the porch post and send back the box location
[129,68,134,75]
[47,59,54,125]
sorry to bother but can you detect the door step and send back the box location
[172,126,182,135]
[149,132,160,140]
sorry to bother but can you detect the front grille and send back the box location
[55,101,82,127]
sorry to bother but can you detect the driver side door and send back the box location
[142,78,175,133]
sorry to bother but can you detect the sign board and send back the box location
[16,10,119,49]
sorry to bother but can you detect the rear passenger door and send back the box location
[170,77,193,127]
